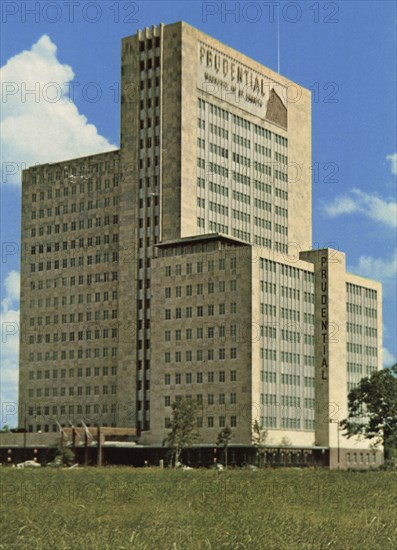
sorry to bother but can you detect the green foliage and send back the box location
[53,443,75,466]
[216,425,233,467]
[164,398,200,466]
[252,420,268,467]
[341,364,397,454]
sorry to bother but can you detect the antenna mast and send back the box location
[277,4,281,73]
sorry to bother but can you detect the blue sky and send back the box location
[1,1,396,426]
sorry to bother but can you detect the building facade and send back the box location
[18,22,383,468]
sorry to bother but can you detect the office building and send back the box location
[18,22,382,468]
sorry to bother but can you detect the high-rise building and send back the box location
[18,22,382,468]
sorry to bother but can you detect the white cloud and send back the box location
[1,35,117,186]
[1,270,20,311]
[383,347,396,368]
[386,153,397,176]
[0,271,20,428]
[352,249,397,283]
[323,195,359,217]
[324,188,397,228]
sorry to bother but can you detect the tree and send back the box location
[216,426,232,468]
[252,420,268,467]
[50,443,74,467]
[164,398,200,467]
[341,364,397,458]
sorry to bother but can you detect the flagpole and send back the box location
[277,4,280,74]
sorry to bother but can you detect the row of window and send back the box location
[27,422,116,432]
[261,417,314,430]
[164,370,237,384]
[28,291,118,311]
[30,198,119,219]
[347,363,363,374]
[30,310,117,326]
[165,393,237,407]
[28,328,118,345]
[165,281,236,298]
[208,220,228,234]
[29,173,119,198]
[165,415,237,429]
[209,201,228,216]
[346,452,377,464]
[275,187,288,200]
[347,323,377,337]
[28,348,118,362]
[165,304,237,319]
[275,224,288,236]
[347,303,378,318]
[254,180,272,194]
[346,283,377,300]
[164,258,236,276]
[254,217,272,230]
[28,385,117,398]
[198,98,286,148]
[165,325,242,342]
[209,122,229,139]
[164,348,237,362]
[209,180,229,197]
[28,401,117,417]
[346,343,378,356]
[29,216,119,236]
[260,305,302,321]
[260,371,315,388]
[261,259,312,282]
[28,366,117,379]
[30,310,118,328]
[31,259,119,273]
[261,394,305,407]
[30,235,119,255]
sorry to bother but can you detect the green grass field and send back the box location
[0,468,396,549]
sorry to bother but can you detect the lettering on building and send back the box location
[320,255,328,380]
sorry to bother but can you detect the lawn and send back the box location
[0,468,396,549]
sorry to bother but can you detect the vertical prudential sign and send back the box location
[320,254,329,380]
